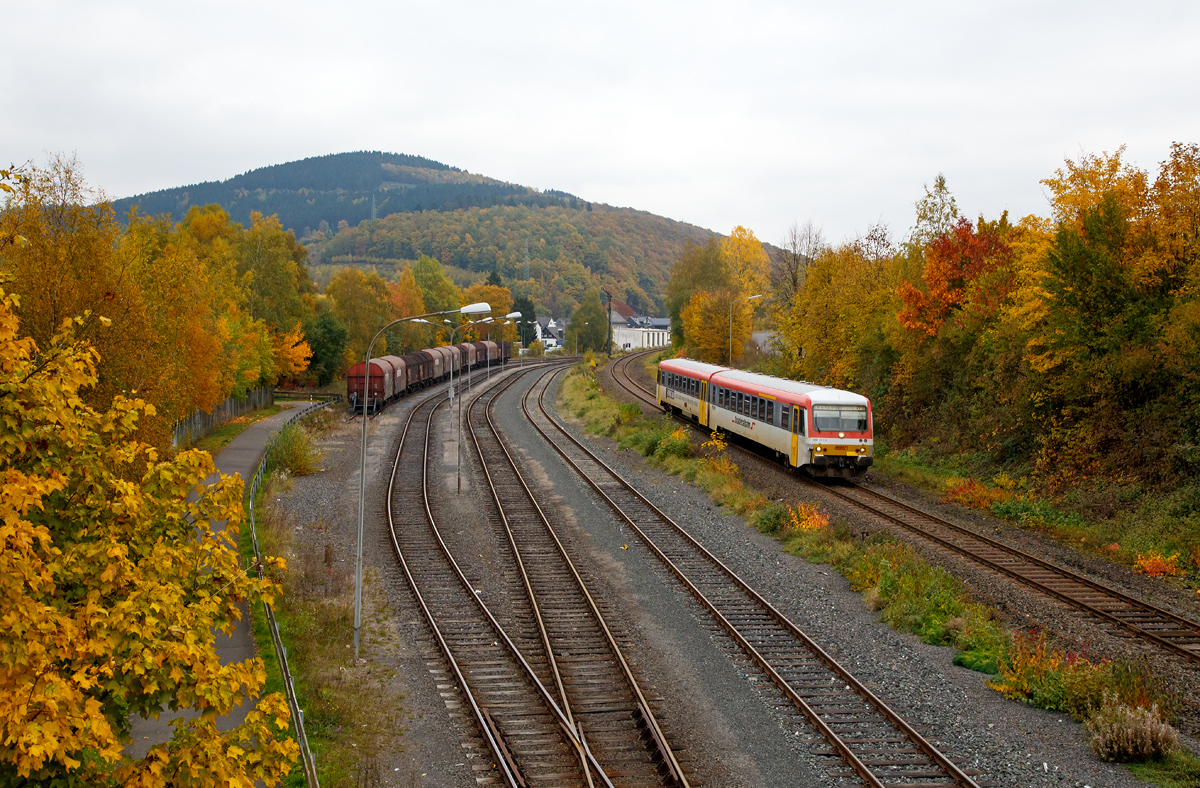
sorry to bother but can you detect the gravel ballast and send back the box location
[268,360,1195,786]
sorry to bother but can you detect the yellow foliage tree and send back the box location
[721,226,771,303]
[681,288,749,365]
[1041,145,1149,229]
[271,324,313,378]
[325,268,392,367]
[0,286,297,783]
[462,282,516,342]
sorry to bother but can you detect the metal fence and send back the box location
[247,396,341,787]
[173,387,275,448]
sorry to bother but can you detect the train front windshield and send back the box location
[813,405,869,433]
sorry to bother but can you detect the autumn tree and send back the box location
[411,255,461,341]
[462,282,515,342]
[325,268,392,367]
[908,173,960,252]
[385,266,429,354]
[777,226,902,390]
[234,211,311,332]
[681,287,750,364]
[563,288,608,353]
[721,226,771,305]
[897,216,1015,339]
[0,286,297,784]
[665,238,729,346]
[771,220,826,309]
[0,155,151,414]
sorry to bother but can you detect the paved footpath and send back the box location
[126,401,325,758]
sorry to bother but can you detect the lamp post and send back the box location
[575,321,588,356]
[486,311,522,380]
[354,301,490,658]
[447,315,492,496]
[729,293,762,367]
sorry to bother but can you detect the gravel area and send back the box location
[266,356,1198,788]
[273,384,484,787]
[596,353,1200,783]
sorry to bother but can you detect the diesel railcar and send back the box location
[656,358,873,478]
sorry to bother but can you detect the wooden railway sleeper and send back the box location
[528,368,980,788]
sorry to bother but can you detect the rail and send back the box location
[246,395,341,787]
[533,365,982,787]
[609,352,1200,664]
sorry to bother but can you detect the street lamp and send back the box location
[729,294,763,366]
[354,300,490,658]
[447,314,496,496]
[486,311,522,380]
[575,321,589,356]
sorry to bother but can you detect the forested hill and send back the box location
[111,151,592,234]
[309,202,715,316]
[114,150,718,316]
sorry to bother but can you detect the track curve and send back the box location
[608,351,1200,666]
[530,364,985,788]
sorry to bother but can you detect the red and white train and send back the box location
[656,358,873,478]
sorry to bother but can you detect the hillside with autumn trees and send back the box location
[666,144,1200,498]
[114,151,716,320]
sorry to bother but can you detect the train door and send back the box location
[790,405,800,466]
[700,381,708,427]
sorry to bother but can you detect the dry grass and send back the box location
[1085,693,1178,762]
[254,478,405,787]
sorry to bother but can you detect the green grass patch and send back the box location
[873,446,1200,591]
[1126,749,1200,787]
[193,403,292,454]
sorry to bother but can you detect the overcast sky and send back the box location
[5,1,1198,245]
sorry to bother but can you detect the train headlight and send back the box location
[838,432,845,438]
[815,446,823,452]
[857,447,866,454]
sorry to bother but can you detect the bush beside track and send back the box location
[244,404,404,787]
[566,358,1200,783]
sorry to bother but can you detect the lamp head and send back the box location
[506,311,522,318]
[460,301,491,316]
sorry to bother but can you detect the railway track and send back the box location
[529,364,986,788]
[385,370,615,788]
[466,365,692,787]
[607,351,1200,666]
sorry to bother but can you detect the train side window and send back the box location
[752,397,760,419]
[798,408,807,436]
[781,406,790,431]
[766,400,774,423]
